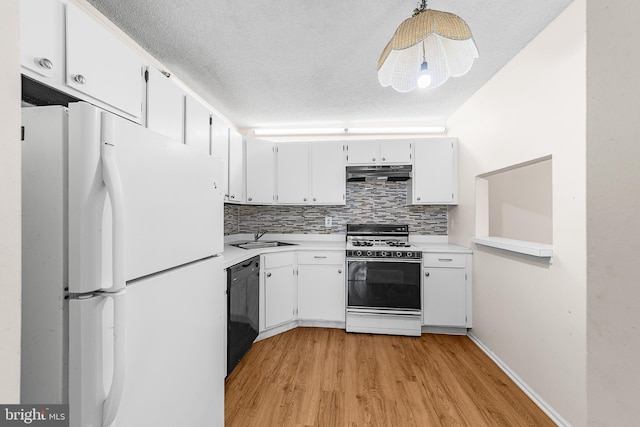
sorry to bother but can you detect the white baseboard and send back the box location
[467,332,571,427]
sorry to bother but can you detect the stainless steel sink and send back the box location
[230,241,297,250]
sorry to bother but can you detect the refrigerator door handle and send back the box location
[102,290,126,427]
[101,112,126,293]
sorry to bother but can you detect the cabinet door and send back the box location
[146,67,184,143]
[227,129,244,203]
[210,114,229,194]
[298,265,345,322]
[412,138,457,204]
[246,138,275,204]
[19,0,64,81]
[276,143,309,204]
[264,265,296,329]
[346,141,378,164]
[185,94,211,155]
[66,3,144,120]
[422,268,467,327]
[310,143,345,204]
[380,140,412,164]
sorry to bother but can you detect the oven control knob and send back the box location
[356,250,362,256]
[407,252,413,258]
[366,250,373,257]
[380,251,387,257]
[396,251,402,257]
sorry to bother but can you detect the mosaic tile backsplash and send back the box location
[224,181,448,235]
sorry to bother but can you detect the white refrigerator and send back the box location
[21,102,225,427]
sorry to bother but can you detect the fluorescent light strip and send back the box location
[253,126,446,137]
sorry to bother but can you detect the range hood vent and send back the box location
[346,165,412,182]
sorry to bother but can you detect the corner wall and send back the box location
[586,1,640,425]
[446,1,586,425]
[0,0,22,403]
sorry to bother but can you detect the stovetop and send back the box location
[345,224,420,259]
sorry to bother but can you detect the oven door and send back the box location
[347,259,421,312]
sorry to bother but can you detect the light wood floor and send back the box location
[225,327,555,427]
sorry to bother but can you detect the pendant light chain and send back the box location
[413,0,428,17]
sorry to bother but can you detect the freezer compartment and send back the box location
[67,102,224,294]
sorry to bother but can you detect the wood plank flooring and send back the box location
[225,327,555,427]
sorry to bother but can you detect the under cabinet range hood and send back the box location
[346,164,412,182]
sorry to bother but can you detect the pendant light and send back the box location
[378,0,479,92]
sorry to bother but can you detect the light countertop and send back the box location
[223,234,471,268]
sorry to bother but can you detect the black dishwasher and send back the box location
[227,256,260,376]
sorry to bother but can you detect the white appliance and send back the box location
[21,102,225,427]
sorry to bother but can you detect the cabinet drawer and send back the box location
[297,251,345,265]
[422,253,466,268]
[263,251,295,269]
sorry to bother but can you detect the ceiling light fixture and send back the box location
[378,0,478,92]
[252,126,446,137]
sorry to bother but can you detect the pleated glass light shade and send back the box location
[378,9,478,92]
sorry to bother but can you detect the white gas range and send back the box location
[345,224,422,337]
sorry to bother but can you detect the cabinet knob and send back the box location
[266,272,272,277]
[372,158,376,162]
[417,197,421,201]
[303,198,307,201]
[72,74,86,84]
[338,269,342,274]
[37,57,53,70]
[230,194,235,199]
[425,272,430,277]
[382,157,386,161]
[248,197,253,201]
[313,197,317,202]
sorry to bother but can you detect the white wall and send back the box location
[0,0,22,404]
[447,1,586,425]
[586,1,640,425]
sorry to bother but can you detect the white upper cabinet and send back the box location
[410,138,458,205]
[309,143,345,204]
[66,3,144,120]
[146,67,185,143]
[245,138,275,204]
[276,142,345,205]
[184,94,212,155]
[346,140,412,165]
[227,129,244,203]
[19,0,64,82]
[276,143,309,204]
[210,114,229,194]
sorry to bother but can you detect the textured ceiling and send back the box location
[86,0,573,130]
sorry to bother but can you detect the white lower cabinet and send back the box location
[262,252,296,330]
[297,251,345,322]
[422,253,470,328]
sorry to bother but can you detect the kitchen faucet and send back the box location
[254,230,267,241]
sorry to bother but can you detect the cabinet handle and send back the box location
[230,194,235,199]
[425,272,430,277]
[72,74,87,84]
[313,256,327,259]
[266,272,272,277]
[438,258,453,262]
[37,57,53,70]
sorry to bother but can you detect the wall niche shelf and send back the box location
[471,236,553,258]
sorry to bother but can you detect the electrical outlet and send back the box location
[324,216,333,228]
